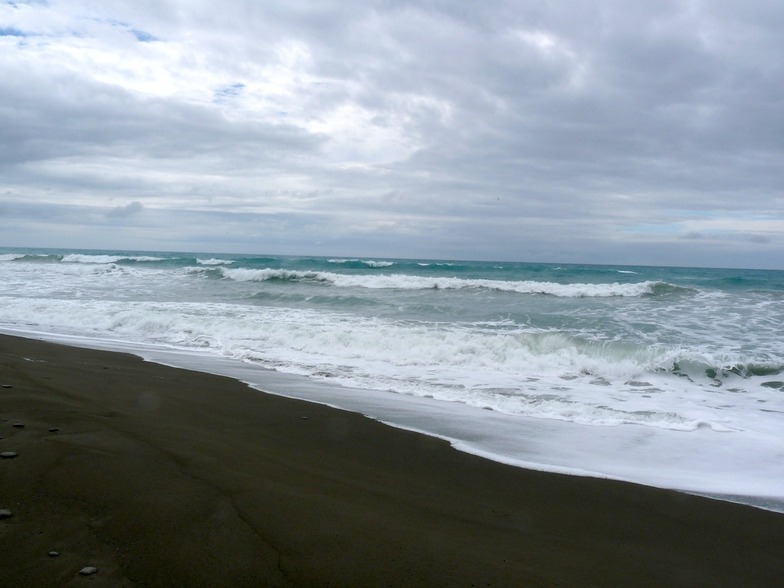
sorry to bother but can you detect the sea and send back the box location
[1,247,783,511]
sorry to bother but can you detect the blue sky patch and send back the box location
[0,27,28,37]
[131,28,156,42]
[101,18,157,42]
[213,83,246,103]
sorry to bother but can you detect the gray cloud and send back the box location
[0,0,782,268]
[106,200,143,218]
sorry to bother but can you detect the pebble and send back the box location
[1,452,18,459]
[1,384,11,389]
[48,551,60,557]
[79,567,98,576]
[0,509,12,519]
[48,427,60,433]
[12,423,24,428]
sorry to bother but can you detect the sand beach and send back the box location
[1,333,783,587]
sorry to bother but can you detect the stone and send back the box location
[0,509,12,519]
[1,452,18,459]
[1,384,11,389]
[79,567,98,576]
[12,423,24,428]
[48,551,60,557]
[48,427,60,433]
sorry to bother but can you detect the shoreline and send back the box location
[9,327,782,515]
[2,333,783,586]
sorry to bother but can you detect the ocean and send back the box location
[1,247,782,510]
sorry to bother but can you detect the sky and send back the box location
[1,0,783,268]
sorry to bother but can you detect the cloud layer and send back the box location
[1,0,783,267]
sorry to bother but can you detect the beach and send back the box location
[3,250,784,506]
[1,333,783,587]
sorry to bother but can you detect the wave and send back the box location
[62,254,165,264]
[1,292,780,434]
[417,262,457,268]
[214,267,680,298]
[0,251,177,266]
[327,258,395,268]
[0,254,27,262]
[0,253,60,263]
[672,359,783,381]
[197,258,234,266]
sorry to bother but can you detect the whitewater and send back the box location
[1,247,782,511]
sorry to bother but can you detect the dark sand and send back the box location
[1,334,782,587]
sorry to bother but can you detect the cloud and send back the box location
[106,200,143,218]
[0,0,782,268]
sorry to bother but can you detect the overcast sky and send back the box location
[1,0,783,268]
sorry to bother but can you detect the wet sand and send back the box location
[1,333,783,587]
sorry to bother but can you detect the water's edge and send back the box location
[5,327,782,515]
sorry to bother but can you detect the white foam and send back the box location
[0,295,779,437]
[61,254,165,264]
[217,267,660,297]
[328,258,395,267]
[196,258,233,265]
[363,260,395,268]
[417,262,455,267]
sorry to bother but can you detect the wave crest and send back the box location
[327,258,395,268]
[62,254,164,264]
[196,258,234,266]
[215,267,671,297]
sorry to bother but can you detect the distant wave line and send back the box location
[207,267,678,298]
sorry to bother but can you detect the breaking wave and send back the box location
[213,267,679,297]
